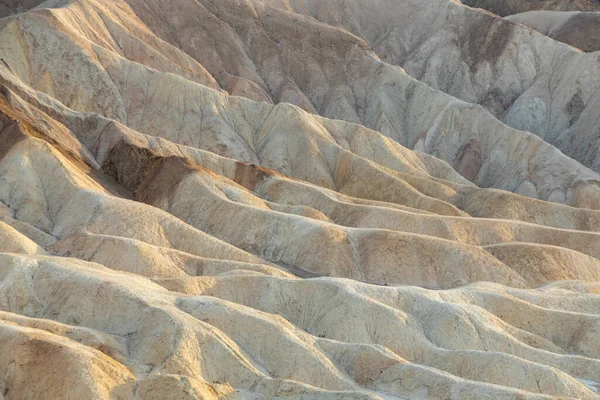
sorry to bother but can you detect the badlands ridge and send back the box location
[0,0,600,398]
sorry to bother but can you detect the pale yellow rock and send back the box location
[0,1,598,399]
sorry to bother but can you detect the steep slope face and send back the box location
[506,11,600,53]
[1,0,600,208]
[0,0,600,399]
[225,0,600,173]
[125,0,600,176]
[464,0,600,16]
[0,0,45,17]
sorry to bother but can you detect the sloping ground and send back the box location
[1,0,600,208]
[2,80,600,400]
[132,0,600,174]
[464,0,600,17]
[0,0,600,399]
[506,11,600,53]
[0,0,45,18]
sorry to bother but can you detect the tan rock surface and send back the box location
[506,11,600,53]
[2,0,600,208]
[0,1,599,399]
[464,0,600,16]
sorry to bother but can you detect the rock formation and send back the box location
[0,0,599,398]
[465,0,600,16]
[506,11,600,52]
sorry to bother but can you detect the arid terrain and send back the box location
[0,0,599,398]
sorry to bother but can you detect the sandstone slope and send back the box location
[465,0,600,16]
[1,0,600,207]
[506,11,600,53]
[0,1,599,399]
[167,0,600,174]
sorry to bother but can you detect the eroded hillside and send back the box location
[0,0,599,399]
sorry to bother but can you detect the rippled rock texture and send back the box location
[0,0,599,398]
